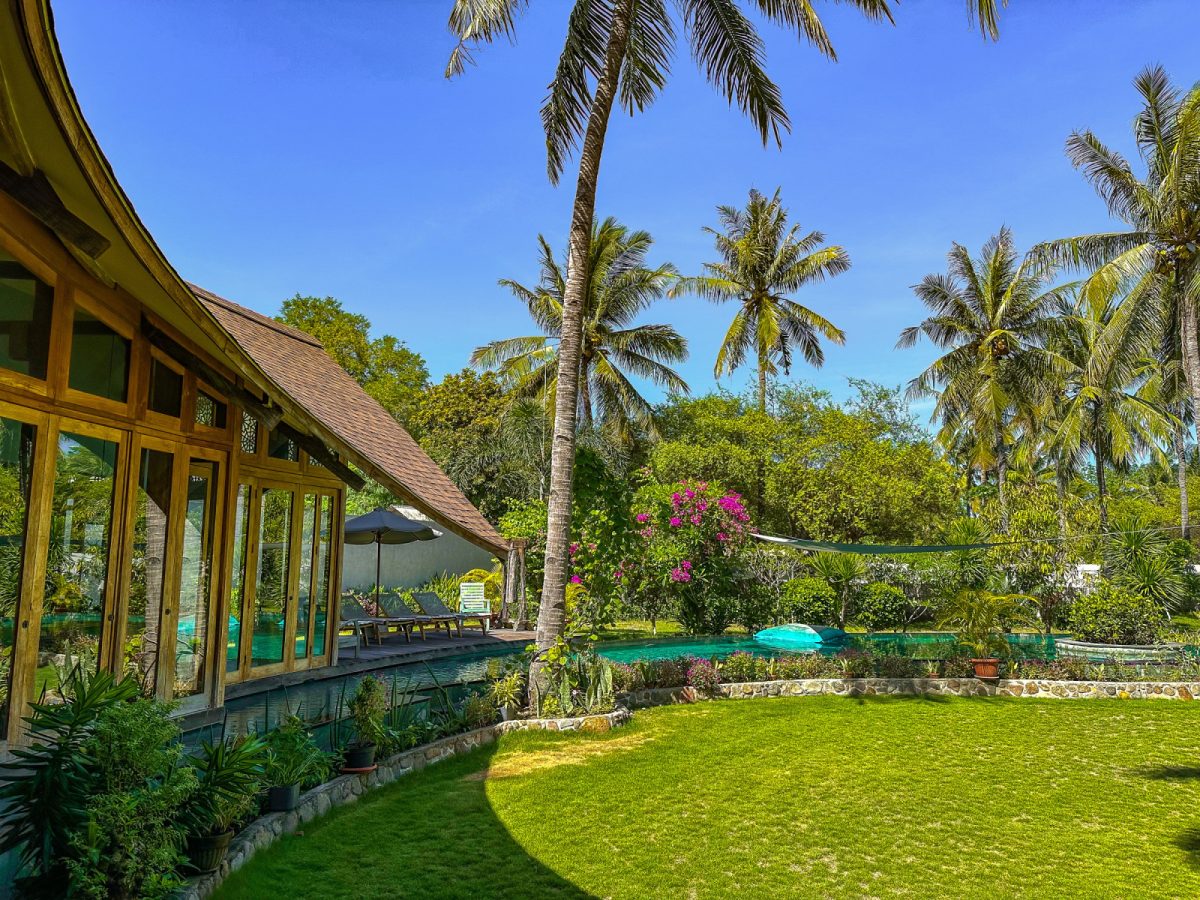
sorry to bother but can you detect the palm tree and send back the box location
[471,218,688,441]
[1048,289,1171,529]
[898,228,1070,532]
[1138,354,1192,538]
[446,0,1006,676]
[1036,67,1200,459]
[672,188,849,412]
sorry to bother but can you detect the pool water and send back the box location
[596,632,1067,664]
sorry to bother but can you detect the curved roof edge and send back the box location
[7,0,508,555]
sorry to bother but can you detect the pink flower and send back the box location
[669,568,692,583]
[635,512,650,523]
[697,500,708,512]
[669,516,682,527]
[681,560,692,570]
[570,575,582,584]
[690,514,702,525]
[569,542,581,555]
[639,527,654,538]
[684,489,695,499]
[613,569,623,581]
[717,532,728,542]
[671,492,682,505]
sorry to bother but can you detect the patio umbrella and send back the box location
[343,508,438,606]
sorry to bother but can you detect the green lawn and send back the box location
[218,697,1200,899]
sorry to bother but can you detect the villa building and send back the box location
[0,1,508,746]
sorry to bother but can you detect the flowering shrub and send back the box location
[685,657,721,696]
[629,479,754,634]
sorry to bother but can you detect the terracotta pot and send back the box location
[971,658,1000,679]
[267,783,300,812]
[186,829,233,874]
[342,743,377,771]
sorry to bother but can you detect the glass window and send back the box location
[267,427,298,462]
[147,359,183,418]
[239,412,258,455]
[124,448,173,696]
[195,391,227,430]
[175,461,216,698]
[227,483,250,673]
[294,493,316,660]
[311,496,333,659]
[68,307,129,402]
[252,488,292,667]
[0,250,53,380]
[40,431,118,698]
[0,416,36,733]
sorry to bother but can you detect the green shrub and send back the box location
[685,657,721,696]
[874,652,923,678]
[264,715,330,790]
[718,650,764,683]
[855,583,908,632]
[780,577,838,626]
[1068,581,1166,645]
[348,675,388,748]
[462,691,499,728]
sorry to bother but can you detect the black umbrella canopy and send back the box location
[343,508,438,545]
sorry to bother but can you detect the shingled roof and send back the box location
[193,285,507,555]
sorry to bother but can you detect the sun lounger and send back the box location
[413,591,488,636]
[379,592,456,639]
[341,595,414,644]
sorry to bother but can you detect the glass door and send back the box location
[291,492,335,668]
[250,485,295,673]
[172,458,220,708]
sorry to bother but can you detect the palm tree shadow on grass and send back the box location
[1135,765,1200,872]
[839,690,952,706]
[221,738,596,899]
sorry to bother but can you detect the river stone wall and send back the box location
[177,708,631,900]
[623,677,1200,707]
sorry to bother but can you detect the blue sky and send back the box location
[54,1,1197,418]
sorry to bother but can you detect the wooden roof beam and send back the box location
[0,161,109,258]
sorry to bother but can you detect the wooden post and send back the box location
[501,543,518,625]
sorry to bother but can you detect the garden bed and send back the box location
[177,709,630,900]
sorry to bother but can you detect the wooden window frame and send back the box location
[0,232,59,399]
[60,289,142,418]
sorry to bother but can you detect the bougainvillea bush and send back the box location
[626,479,754,634]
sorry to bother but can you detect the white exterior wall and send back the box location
[341,505,497,590]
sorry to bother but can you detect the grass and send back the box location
[217,697,1200,899]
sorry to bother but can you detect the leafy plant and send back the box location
[462,691,499,729]
[809,553,867,629]
[178,736,268,838]
[0,668,140,892]
[1068,581,1166,645]
[348,675,388,748]
[936,589,1037,658]
[685,657,721,696]
[264,715,330,789]
[855,582,908,632]
[780,576,838,626]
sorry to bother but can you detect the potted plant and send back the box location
[264,715,328,812]
[343,675,387,771]
[936,589,1036,679]
[180,736,267,873]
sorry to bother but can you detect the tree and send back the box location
[899,228,1070,532]
[278,295,429,428]
[1048,289,1171,529]
[673,187,849,411]
[472,217,687,441]
[1036,67,1200,469]
[808,552,866,630]
[447,0,1005,678]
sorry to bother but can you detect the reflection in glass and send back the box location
[0,249,54,380]
[311,497,333,658]
[0,417,36,733]
[147,359,183,417]
[294,494,316,660]
[40,431,118,698]
[68,308,129,402]
[227,484,250,673]
[252,488,292,667]
[176,462,216,697]
[125,449,173,695]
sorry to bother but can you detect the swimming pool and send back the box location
[595,632,1067,664]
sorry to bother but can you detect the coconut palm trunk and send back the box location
[534,0,632,679]
[1174,405,1190,539]
[995,434,1010,534]
[1178,270,1200,513]
[1094,445,1109,530]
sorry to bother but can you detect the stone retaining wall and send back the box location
[177,707,631,900]
[624,677,1200,706]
